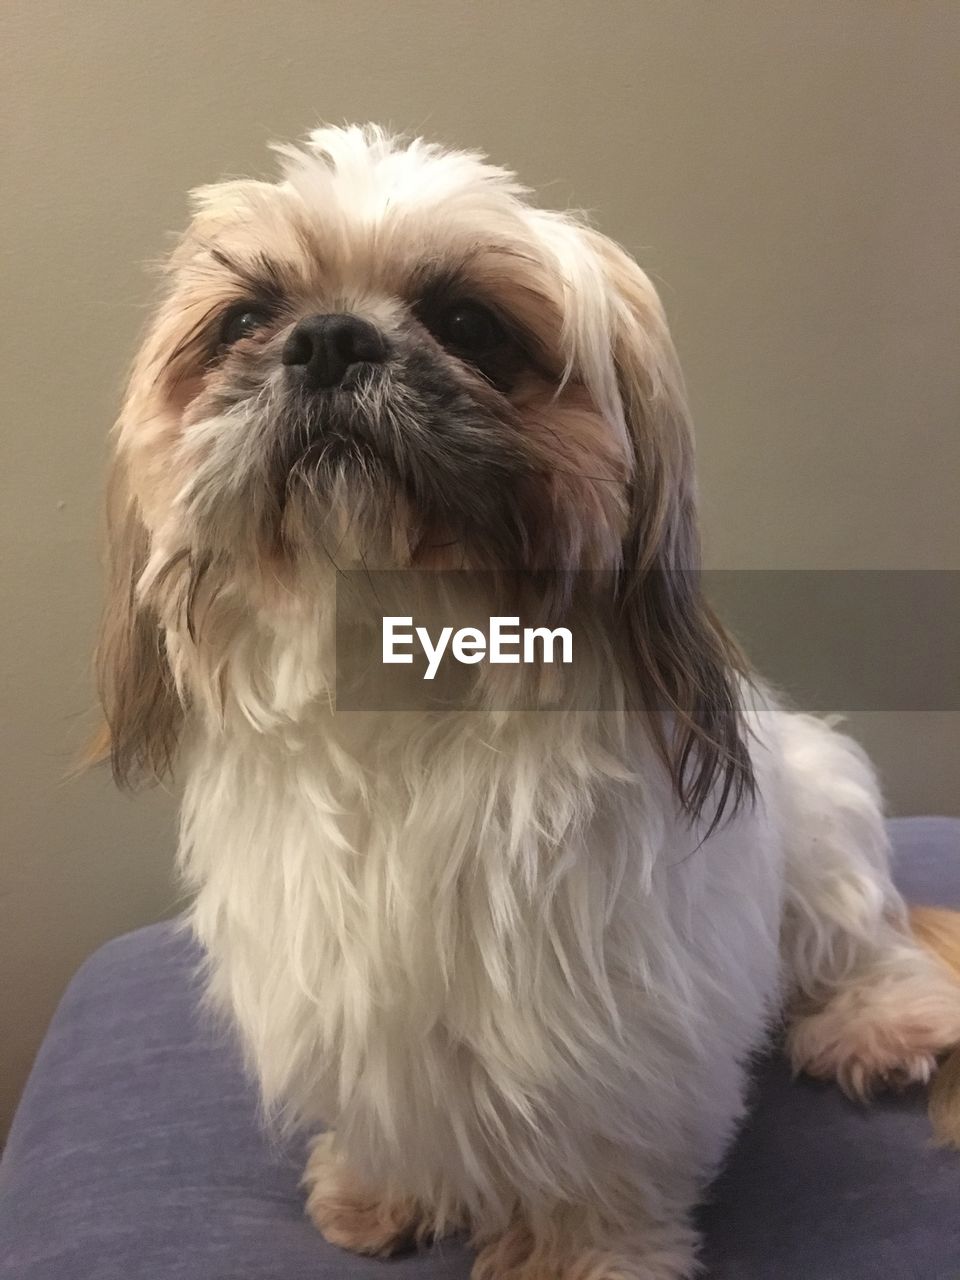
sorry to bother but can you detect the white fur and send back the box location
[176,604,950,1269]
[180,618,783,1236]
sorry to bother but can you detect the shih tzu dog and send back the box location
[93,125,960,1279]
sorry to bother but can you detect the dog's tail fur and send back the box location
[910,906,960,1146]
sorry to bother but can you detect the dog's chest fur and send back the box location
[177,645,784,1223]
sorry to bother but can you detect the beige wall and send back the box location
[2,1,958,1136]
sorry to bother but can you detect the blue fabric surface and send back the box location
[1,817,959,1279]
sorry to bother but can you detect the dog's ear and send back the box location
[86,450,182,788]
[583,228,755,830]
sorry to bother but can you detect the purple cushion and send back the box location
[1,817,959,1279]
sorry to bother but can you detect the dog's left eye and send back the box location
[429,302,506,355]
[220,306,272,346]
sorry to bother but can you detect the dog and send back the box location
[92,124,960,1279]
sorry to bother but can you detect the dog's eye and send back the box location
[430,302,505,355]
[220,306,272,346]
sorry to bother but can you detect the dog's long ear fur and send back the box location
[88,452,182,788]
[584,229,755,831]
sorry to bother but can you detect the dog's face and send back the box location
[98,125,750,826]
[119,126,693,584]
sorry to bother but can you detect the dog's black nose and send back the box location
[282,313,388,389]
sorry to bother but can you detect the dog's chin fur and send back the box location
[94,126,960,1278]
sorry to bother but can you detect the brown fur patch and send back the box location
[911,905,960,1146]
[92,459,182,786]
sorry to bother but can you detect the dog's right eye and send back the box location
[220,306,272,346]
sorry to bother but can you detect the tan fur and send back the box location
[303,1132,428,1255]
[789,990,952,1096]
[910,905,960,1145]
[93,457,181,786]
[911,906,960,977]
[471,1212,698,1280]
[787,906,960,1119]
[305,1129,697,1277]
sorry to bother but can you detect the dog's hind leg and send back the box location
[775,713,960,1097]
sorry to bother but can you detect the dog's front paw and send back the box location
[302,1132,423,1256]
[471,1215,698,1280]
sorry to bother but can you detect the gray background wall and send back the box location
[2,1,958,1137]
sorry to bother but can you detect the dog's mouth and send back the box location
[271,376,401,509]
[266,387,535,571]
[177,344,541,572]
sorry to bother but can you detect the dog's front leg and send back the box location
[305,1131,699,1277]
[470,1205,699,1280]
[303,1131,431,1256]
